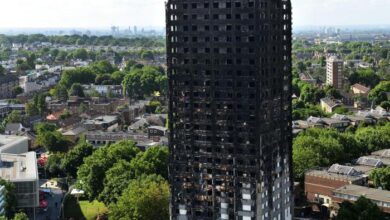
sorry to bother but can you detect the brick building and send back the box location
[305,164,367,207]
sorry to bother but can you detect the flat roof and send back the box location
[0,135,29,147]
[333,185,390,203]
[352,165,375,174]
[305,170,365,182]
[84,115,118,125]
[0,152,38,182]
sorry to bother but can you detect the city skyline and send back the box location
[0,0,389,29]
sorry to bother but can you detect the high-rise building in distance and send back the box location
[166,0,293,219]
[326,56,344,90]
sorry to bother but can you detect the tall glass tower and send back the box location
[166,1,293,219]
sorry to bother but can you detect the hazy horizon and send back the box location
[0,0,389,29]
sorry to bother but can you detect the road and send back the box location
[35,179,65,220]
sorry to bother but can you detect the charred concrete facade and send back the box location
[166,0,293,219]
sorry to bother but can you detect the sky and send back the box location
[0,0,389,29]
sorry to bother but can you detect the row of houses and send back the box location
[293,108,390,133]
[305,149,390,216]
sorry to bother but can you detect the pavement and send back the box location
[35,179,65,220]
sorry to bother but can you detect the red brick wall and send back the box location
[305,174,349,202]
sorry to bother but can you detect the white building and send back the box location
[19,72,59,93]
[0,152,39,209]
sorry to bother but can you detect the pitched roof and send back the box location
[328,164,361,176]
[356,156,384,167]
[351,83,370,94]
[321,97,340,108]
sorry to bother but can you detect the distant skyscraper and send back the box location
[167,0,293,219]
[134,26,138,34]
[326,56,344,89]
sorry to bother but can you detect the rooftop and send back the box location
[0,135,28,148]
[328,164,362,176]
[356,156,384,167]
[351,83,370,94]
[333,185,390,203]
[84,115,118,125]
[305,169,365,182]
[0,152,38,182]
[320,97,340,108]
[372,149,390,158]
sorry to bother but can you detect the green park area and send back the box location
[64,196,108,220]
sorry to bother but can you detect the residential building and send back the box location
[82,84,123,97]
[147,126,168,138]
[305,164,367,206]
[0,103,25,119]
[19,72,59,93]
[167,0,293,219]
[4,123,28,135]
[306,116,350,130]
[0,135,29,154]
[299,72,316,84]
[83,115,119,131]
[320,97,341,113]
[85,131,165,150]
[326,56,344,90]
[352,156,384,175]
[333,185,390,214]
[351,83,370,96]
[0,152,39,209]
[0,75,18,99]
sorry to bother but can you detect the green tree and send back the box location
[0,179,17,219]
[293,128,363,180]
[108,175,169,220]
[130,146,168,179]
[90,60,117,74]
[53,84,69,101]
[355,124,390,153]
[124,60,138,71]
[369,81,390,105]
[77,140,140,200]
[36,131,69,152]
[111,71,126,84]
[370,167,390,190]
[72,48,88,60]
[69,83,85,97]
[35,122,57,134]
[59,67,97,88]
[122,66,167,101]
[95,74,113,85]
[61,140,94,178]
[349,68,380,88]
[99,160,133,205]
[12,212,28,220]
[99,146,168,205]
[336,196,384,220]
[45,154,64,176]
[140,50,154,60]
[12,86,23,96]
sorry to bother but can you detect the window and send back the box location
[235,2,241,7]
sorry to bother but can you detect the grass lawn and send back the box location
[64,196,108,220]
